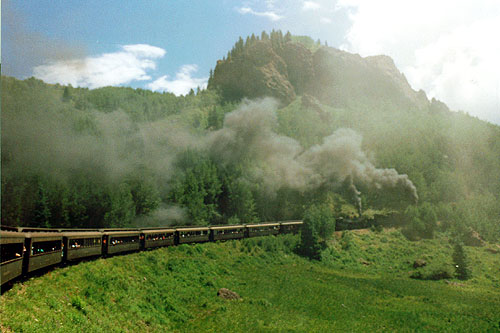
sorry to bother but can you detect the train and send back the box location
[1,221,302,287]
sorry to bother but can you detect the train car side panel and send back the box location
[143,229,176,249]
[27,233,63,273]
[177,227,210,244]
[211,226,246,241]
[1,231,25,285]
[64,232,103,261]
[106,231,141,255]
[246,223,280,237]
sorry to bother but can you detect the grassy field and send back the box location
[1,230,499,332]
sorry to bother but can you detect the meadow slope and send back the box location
[1,231,499,332]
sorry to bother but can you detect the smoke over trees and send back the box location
[1,77,419,228]
[2,48,499,243]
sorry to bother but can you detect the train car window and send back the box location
[69,239,84,248]
[84,238,100,247]
[32,240,61,255]
[70,238,101,248]
[147,233,174,241]
[1,243,24,263]
[110,235,139,245]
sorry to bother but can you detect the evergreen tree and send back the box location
[62,86,71,102]
[298,217,322,260]
[32,178,52,228]
[250,33,256,43]
[298,204,335,260]
[452,242,470,280]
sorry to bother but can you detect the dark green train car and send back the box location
[1,231,25,285]
[246,223,280,237]
[279,221,302,234]
[211,225,246,241]
[177,227,210,244]
[26,232,63,273]
[63,232,103,261]
[104,231,141,255]
[143,229,176,249]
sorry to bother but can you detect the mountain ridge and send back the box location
[209,33,436,113]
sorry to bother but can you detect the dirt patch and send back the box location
[217,288,241,300]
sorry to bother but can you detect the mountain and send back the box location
[1,32,499,243]
[209,34,432,112]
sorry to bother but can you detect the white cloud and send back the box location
[147,64,208,96]
[33,44,166,89]
[303,1,321,11]
[336,0,500,124]
[320,17,332,24]
[237,6,284,21]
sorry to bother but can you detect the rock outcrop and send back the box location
[211,40,295,104]
[217,288,241,300]
[210,33,437,112]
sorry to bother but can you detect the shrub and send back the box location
[402,203,438,240]
[297,204,335,260]
[452,242,471,280]
[410,264,454,280]
[340,230,354,251]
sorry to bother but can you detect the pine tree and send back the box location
[250,33,256,43]
[208,69,214,88]
[299,218,322,260]
[452,242,470,280]
[33,178,52,228]
[62,86,71,102]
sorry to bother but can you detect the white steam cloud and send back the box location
[208,99,418,202]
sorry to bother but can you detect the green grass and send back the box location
[1,231,499,332]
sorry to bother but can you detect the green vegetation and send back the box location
[298,204,335,260]
[1,232,499,332]
[452,242,471,281]
[2,31,500,247]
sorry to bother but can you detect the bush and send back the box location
[297,204,335,260]
[402,203,438,240]
[410,264,454,280]
[452,242,471,280]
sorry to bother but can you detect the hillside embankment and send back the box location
[1,231,499,332]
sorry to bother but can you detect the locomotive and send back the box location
[1,221,302,287]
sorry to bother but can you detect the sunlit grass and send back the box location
[1,231,499,332]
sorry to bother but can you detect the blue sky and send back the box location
[2,0,499,124]
[3,0,350,92]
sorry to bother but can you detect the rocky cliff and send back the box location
[209,33,431,111]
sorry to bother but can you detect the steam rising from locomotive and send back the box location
[2,97,418,221]
[208,98,418,205]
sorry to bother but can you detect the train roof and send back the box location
[0,230,26,244]
[142,228,176,234]
[25,232,63,240]
[246,222,280,227]
[103,230,141,236]
[280,221,303,225]
[210,225,245,230]
[176,226,210,232]
[63,231,103,238]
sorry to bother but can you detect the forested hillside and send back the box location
[2,31,499,242]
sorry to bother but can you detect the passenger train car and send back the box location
[1,221,302,286]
